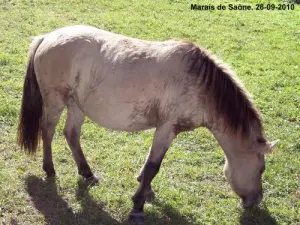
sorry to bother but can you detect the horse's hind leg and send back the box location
[42,98,65,177]
[63,99,96,181]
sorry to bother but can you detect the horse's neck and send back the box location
[210,128,246,160]
[207,117,262,160]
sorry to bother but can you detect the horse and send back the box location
[17,25,278,225]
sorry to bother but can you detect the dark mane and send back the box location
[182,42,262,136]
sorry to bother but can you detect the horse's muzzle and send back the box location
[241,192,263,208]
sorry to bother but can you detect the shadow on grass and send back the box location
[146,199,196,225]
[239,206,278,225]
[25,175,196,225]
[25,175,122,225]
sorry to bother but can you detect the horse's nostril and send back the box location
[240,192,263,208]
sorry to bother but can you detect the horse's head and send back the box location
[222,138,279,208]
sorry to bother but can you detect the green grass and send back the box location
[0,0,299,224]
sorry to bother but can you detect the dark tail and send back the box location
[17,35,44,154]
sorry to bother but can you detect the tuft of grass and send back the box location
[0,0,299,224]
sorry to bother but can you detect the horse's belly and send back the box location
[82,97,153,132]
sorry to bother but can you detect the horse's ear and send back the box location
[259,140,280,154]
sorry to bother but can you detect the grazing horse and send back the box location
[17,25,278,225]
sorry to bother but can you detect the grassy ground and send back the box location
[0,0,299,224]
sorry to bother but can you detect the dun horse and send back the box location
[17,25,278,225]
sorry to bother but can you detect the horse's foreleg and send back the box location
[129,123,176,225]
[137,146,151,182]
[136,147,155,201]
[42,106,64,177]
[64,100,97,181]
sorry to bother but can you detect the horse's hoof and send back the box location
[79,166,96,180]
[46,171,56,178]
[43,166,56,178]
[85,175,99,185]
[45,175,56,183]
[145,189,155,202]
[129,210,144,225]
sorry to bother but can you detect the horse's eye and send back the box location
[257,137,266,144]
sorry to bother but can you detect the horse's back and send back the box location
[33,25,167,88]
[33,25,187,82]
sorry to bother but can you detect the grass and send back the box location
[0,0,299,224]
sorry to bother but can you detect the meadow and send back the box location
[0,0,299,224]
